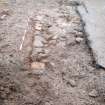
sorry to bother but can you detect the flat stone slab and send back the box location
[78,0,105,68]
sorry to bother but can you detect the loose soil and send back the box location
[0,0,105,105]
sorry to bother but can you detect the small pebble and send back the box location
[67,79,76,87]
[34,36,45,47]
[75,37,83,43]
[0,15,6,20]
[35,23,42,30]
[89,89,98,97]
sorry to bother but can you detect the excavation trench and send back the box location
[20,1,100,70]
[20,17,36,69]
[1,0,105,105]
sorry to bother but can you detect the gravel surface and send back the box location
[0,0,105,105]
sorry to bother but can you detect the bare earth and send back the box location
[0,0,105,105]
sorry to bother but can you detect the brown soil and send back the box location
[0,0,105,105]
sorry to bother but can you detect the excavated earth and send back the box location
[0,0,105,105]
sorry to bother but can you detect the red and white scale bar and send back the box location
[19,17,30,51]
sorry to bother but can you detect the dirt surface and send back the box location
[0,0,105,105]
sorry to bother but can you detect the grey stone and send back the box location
[67,79,76,87]
[78,0,105,68]
[34,36,45,47]
[89,89,98,97]
[75,37,83,43]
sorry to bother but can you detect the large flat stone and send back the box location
[78,0,105,68]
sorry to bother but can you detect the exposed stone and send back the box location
[0,14,6,20]
[75,37,83,43]
[49,40,57,45]
[66,37,76,46]
[34,48,44,53]
[44,34,53,41]
[34,36,45,47]
[38,53,48,58]
[0,86,4,91]
[0,10,10,20]
[36,53,49,61]
[89,89,98,97]
[31,62,45,70]
[45,101,53,105]
[44,49,50,54]
[52,35,58,39]
[77,0,105,68]
[67,79,76,87]
[36,15,43,21]
[31,69,46,75]
[35,23,42,30]
[77,32,83,37]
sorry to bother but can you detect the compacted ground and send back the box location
[0,0,105,105]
